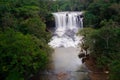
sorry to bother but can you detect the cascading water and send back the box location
[48,12,83,48]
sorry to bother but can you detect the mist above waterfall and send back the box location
[49,12,83,48]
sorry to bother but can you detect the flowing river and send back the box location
[51,47,89,80]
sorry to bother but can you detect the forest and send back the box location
[0,0,120,80]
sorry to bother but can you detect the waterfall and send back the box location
[49,12,83,48]
[48,12,90,80]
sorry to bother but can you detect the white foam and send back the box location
[48,35,83,48]
[48,12,83,48]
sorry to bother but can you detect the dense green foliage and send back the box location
[0,29,51,80]
[0,0,53,80]
[79,0,120,80]
[79,25,120,80]
[84,0,120,28]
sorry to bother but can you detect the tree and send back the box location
[19,17,51,43]
[79,21,120,79]
[0,29,52,80]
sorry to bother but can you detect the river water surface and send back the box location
[51,47,90,80]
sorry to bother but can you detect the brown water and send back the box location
[51,47,90,80]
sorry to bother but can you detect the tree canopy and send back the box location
[0,0,53,80]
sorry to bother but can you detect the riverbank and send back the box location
[85,56,109,80]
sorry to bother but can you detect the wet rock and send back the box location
[78,53,85,58]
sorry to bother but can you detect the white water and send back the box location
[48,12,83,48]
